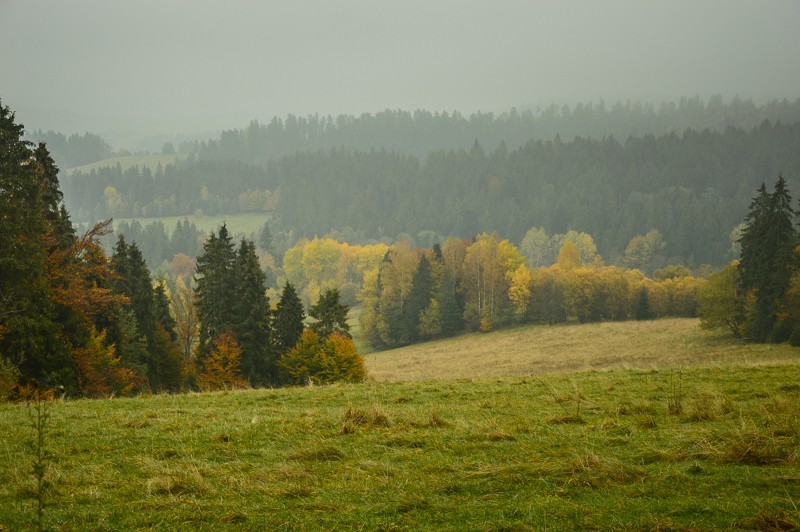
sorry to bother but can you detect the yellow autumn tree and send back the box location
[507,264,533,320]
[463,233,525,330]
[278,329,366,385]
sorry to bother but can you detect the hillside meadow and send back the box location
[365,318,799,381]
[1,319,798,530]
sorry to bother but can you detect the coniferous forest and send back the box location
[60,100,800,268]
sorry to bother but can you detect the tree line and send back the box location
[25,129,113,169]
[62,120,800,268]
[698,176,800,344]
[196,96,800,164]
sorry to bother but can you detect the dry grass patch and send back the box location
[290,444,345,462]
[146,466,208,497]
[688,391,734,421]
[340,405,391,434]
[365,318,798,382]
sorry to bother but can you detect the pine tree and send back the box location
[109,236,181,391]
[273,282,305,356]
[232,239,272,384]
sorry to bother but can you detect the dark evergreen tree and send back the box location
[309,288,351,339]
[232,239,273,384]
[194,225,236,362]
[273,282,305,355]
[153,282,176,341]
[403,255,434,342]
[259,221,273,252]
[739,176,798,342]
[634,287,652,320]
[109,236,181,390]
[0,102,74,387]
[112,308,149,379]
[436,268,465,335]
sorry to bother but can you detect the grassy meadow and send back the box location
[1,319,799,530]
[365,318,799,381]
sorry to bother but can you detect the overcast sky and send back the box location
[2,0,799,145]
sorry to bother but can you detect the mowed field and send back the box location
[1,319,798,530]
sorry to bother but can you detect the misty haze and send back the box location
[1,1,800,529]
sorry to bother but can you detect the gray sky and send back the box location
[2,0,799,145]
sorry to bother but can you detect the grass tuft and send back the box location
[342,405,391,429]
[734,511,798,531]
[688,391,734,421]
[146,467,208,497]
[290,444,345,462]
[719,423,796,465]
[427,407,447,427]
[547,414,584,425]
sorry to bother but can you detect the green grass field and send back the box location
[1,320,798,529]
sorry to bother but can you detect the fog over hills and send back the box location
[2,0,799,148]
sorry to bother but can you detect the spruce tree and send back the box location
[739,176,798,341]
[232,239,272,384]
[109,237,180,390]
[153,282,176,340]
[309,288,351,339]
[0,102,74,387]
[436,268,465,336]
[194,225,236,362]
[273,282,305,356]
[403,255,434,342]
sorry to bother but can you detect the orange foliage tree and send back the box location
[196,331,248,391]
[72,327,137,398]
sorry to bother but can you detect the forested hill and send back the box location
[63,120,800,268]
[196,96,800,164]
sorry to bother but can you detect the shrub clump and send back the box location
[278,329,366,385]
